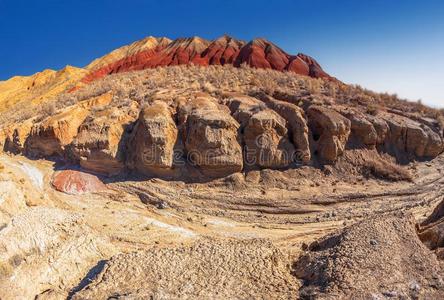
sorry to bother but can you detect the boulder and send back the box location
[70,107,136,176]
[184,98,243,177]
[307,106,351,163]
[243,109,295,168]
[52,170,106,195]
[25,105,89,158]
[127,101,178,176]
[406,124,429,157]
[223,94,296,169]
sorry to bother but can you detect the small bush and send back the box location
[366,104,380,116]
[364,156,412,182]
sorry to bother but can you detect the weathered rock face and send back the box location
[259,95,310,163]
[22,92,117,165]
[423,126,444,157]
[381,112,444,160]
[52,170,107,195]
[2,89,442,181]
[70,107,136,176]
[307,106,351,163]
[0,126,12,151]
[340,109,378,148]
[334,108,443,161]
[83,36,331,83]
[2,120,34,154]
[224,94,296,169]
[184,96,243,177]
[223,94,266,128]
[127,101,178,176]
[243,110,295,169]
[25,105,89,158]
[367,115,390,145]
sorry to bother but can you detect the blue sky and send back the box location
[0,0,443,107]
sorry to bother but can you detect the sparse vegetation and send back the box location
[1,65,442,127]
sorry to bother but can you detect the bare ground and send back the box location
[0,152,444,299]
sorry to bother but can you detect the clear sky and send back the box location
[0,0,443,107]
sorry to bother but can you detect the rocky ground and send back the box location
[1,61,444,299]
[0,150,444,299]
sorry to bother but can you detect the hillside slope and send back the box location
[1,35,444,300]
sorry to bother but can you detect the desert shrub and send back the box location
[366,104,380,116]
[41,102,56,117]
[1,64,442,128]
[364,156,412,182]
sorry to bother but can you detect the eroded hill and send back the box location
[1,40,444,299]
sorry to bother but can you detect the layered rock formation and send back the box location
[70,106,137,176]
[25,105,90,158]
[0,66,87,113]
[259,94,311,163]
[1,89,443,180]
[0,36,331,127]
[82,36,332,83]
[381,112,444,160]
[2,119,35,154]
[243,109,295,168]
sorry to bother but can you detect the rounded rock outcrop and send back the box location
[70,106,136,176]
[243,109,295,169]
[307,106,351,163]
[127,101,178,177]
[183,96,243,177]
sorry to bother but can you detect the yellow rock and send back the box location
[2,119,35,153]
[25,105,90,157]
[0,66,87,113]
[78,92,113,109]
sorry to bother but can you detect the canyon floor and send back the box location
[1,151,443,299]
